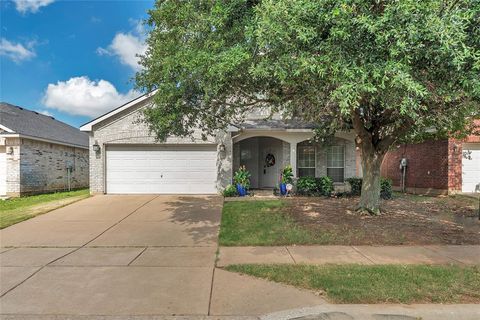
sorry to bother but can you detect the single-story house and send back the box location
[0,102,89,197]
[80,92,362,194]
[381,120,480,195]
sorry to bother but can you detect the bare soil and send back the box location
[287,193,480,245]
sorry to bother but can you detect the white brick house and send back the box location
[0,103,89,197]
[80,92,361,195]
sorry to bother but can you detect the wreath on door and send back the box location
[265,153,276,167]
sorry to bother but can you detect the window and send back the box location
[297,143,316,177]
[327,145,345,182]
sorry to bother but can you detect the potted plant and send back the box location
[280,165,293,195]
[233,166,251,196]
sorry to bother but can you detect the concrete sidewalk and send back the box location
[217,245,480,266]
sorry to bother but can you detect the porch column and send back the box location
[290,142,297,178]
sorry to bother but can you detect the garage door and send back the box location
[106,145,217,194]
[462,143,480,193]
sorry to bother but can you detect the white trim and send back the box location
[80,90,158,132]
[0,124,15,133]
[0,133,88,149]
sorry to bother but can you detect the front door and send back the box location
[259,138,283,188]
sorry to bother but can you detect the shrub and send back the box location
[222,184,237,197]
[346,177,362,196]
[296,177,317,195]
[316,176,334,196]
[346,177,393,200]
[296,176,333,196]
[380,178,393,200]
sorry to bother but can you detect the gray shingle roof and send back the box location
[0,102,88,148]
[237,119,317,130]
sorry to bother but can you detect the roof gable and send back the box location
[80,90,157,132]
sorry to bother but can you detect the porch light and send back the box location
[92,142,101,153]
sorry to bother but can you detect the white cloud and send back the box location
[0,38,36,63]
[13,0,55,14]
[42,76,140,117]
[97,20,147,71]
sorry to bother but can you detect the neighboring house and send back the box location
[80,92,362,194]
[381,120,480,195]
[0,103,89,197]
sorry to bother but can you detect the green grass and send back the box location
[0,189,89,228]
[225,264,480,304]
[219,200,333,246]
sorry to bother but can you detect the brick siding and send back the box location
[20,139,89,194]
[381,139,452,194]
[5,137,89,197]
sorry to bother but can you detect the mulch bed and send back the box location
[287,194,480,245]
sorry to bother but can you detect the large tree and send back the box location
[136,0,480,214]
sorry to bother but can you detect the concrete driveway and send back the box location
[0,195,323,317]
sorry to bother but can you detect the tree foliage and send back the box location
[136,0,480,213]
[137,0,479,141]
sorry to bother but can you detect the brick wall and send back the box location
[17,138,89,195]
[447,139,463,191]
[381,139,451,194]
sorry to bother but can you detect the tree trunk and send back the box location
[358,146,385,215]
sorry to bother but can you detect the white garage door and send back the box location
[106,145,218,194]
[0,148,6,196]
[462,143,480,193]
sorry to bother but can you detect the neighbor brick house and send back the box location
[381,120,480,195]
[0,103,89,197]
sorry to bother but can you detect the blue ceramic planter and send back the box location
[236,184,247,197]
[279,183,287,195]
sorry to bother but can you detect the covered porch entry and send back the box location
[232,131,315,189]
[231,129,360,189]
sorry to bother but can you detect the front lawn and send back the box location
[219,200,327,246]
[219,194,480,246]
[0,189,89,229]
[225,264,480,304]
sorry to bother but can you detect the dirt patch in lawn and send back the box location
[287,194,480,245]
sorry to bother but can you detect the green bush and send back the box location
[316,176,334,196]
[296,177,317,195]
[380,178,393,200]
[346,177,362,196]
[222,184,237,197]
[296,176,333,196]
[346,177,393,200]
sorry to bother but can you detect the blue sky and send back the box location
[1,0,154,128]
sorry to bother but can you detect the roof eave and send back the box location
[0,133,88,149]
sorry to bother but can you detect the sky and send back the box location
[0,0,154,128]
